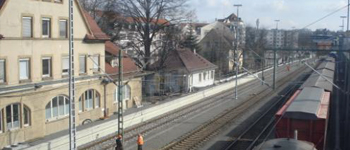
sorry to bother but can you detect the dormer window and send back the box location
[111,58,119,68]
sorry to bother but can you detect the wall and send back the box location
[0,0,107,148]
[105,77,143,114]
[0,80,104,148]
[192,70,215,88]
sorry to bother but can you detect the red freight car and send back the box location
[275,87,330,150]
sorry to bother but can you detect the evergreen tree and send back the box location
[182,25,201,52]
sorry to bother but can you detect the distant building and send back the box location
[146,48,217,95]
[180,23,208,37]
[218,13,246,46]
[197,22,238,76]
[266,29,299,49]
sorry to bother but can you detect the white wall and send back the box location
[192,70,215,88]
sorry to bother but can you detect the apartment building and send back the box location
[0,0,110,148]
[266,29,299,49]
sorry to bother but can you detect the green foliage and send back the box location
[182,29,201,52]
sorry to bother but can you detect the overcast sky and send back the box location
[188,0,349,31]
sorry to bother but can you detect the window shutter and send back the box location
[20,60,29,80]
[59,20,67,37]
[22,17,32,37]
[63,57,69,70]
[93,55,99,71]
[79,56,86,73]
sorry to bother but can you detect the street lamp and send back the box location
[233,4,243,19]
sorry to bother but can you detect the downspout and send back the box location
[103,83,107,118]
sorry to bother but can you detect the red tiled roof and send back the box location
[105,41,139,76]
[159,48,217,73]
[82,10,110,41]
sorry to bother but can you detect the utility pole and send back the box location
[118,48,124,146]
[273,20,280,90]
[233,4,242,99]
[346,0,350,31]
[256,19,264,85]
[68,0,76,149]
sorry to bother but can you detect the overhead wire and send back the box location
[302,4,349,29]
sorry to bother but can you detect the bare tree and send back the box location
[117,0,188,69]
[243,25,268,70]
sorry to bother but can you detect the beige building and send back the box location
[0,0,142,148]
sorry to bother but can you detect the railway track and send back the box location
[159,65,308,150]
[78,63,305,150]
[223,69,311,150]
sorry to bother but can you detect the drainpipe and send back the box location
[294,130,298,140]
[104,83,107,118]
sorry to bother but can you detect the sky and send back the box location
[188,0,349,31]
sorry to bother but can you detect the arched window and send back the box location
[114,85,131,102]
[45,95,69,120]
[6,104,20,129]
[124,85,131,100]
[23,106,30,126]
[2,103,30,131]
[79,89,100,112]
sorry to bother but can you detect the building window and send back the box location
[199,73,202,82]
[62,56,69,75]
[79,89,100,112]
[203,72,207,80]
[0,59,5,83]
[85,90,93,110]
[42,57,51,78]
[79,55,86,74]
[59,20,67,38]
[0,110,2,133]
[42,18,51,38]
[22,17,32,38]
[6,104,20,130]
[95,92,100,108]
[23,106,30,126]
[92,55,100,72]
[114,85,131,102]
[211,71,214,79]
[54,0,63,3]
[45,95,69,120]
[124,85,131,100]
[19,58,30,80]
[79,97,82,112]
